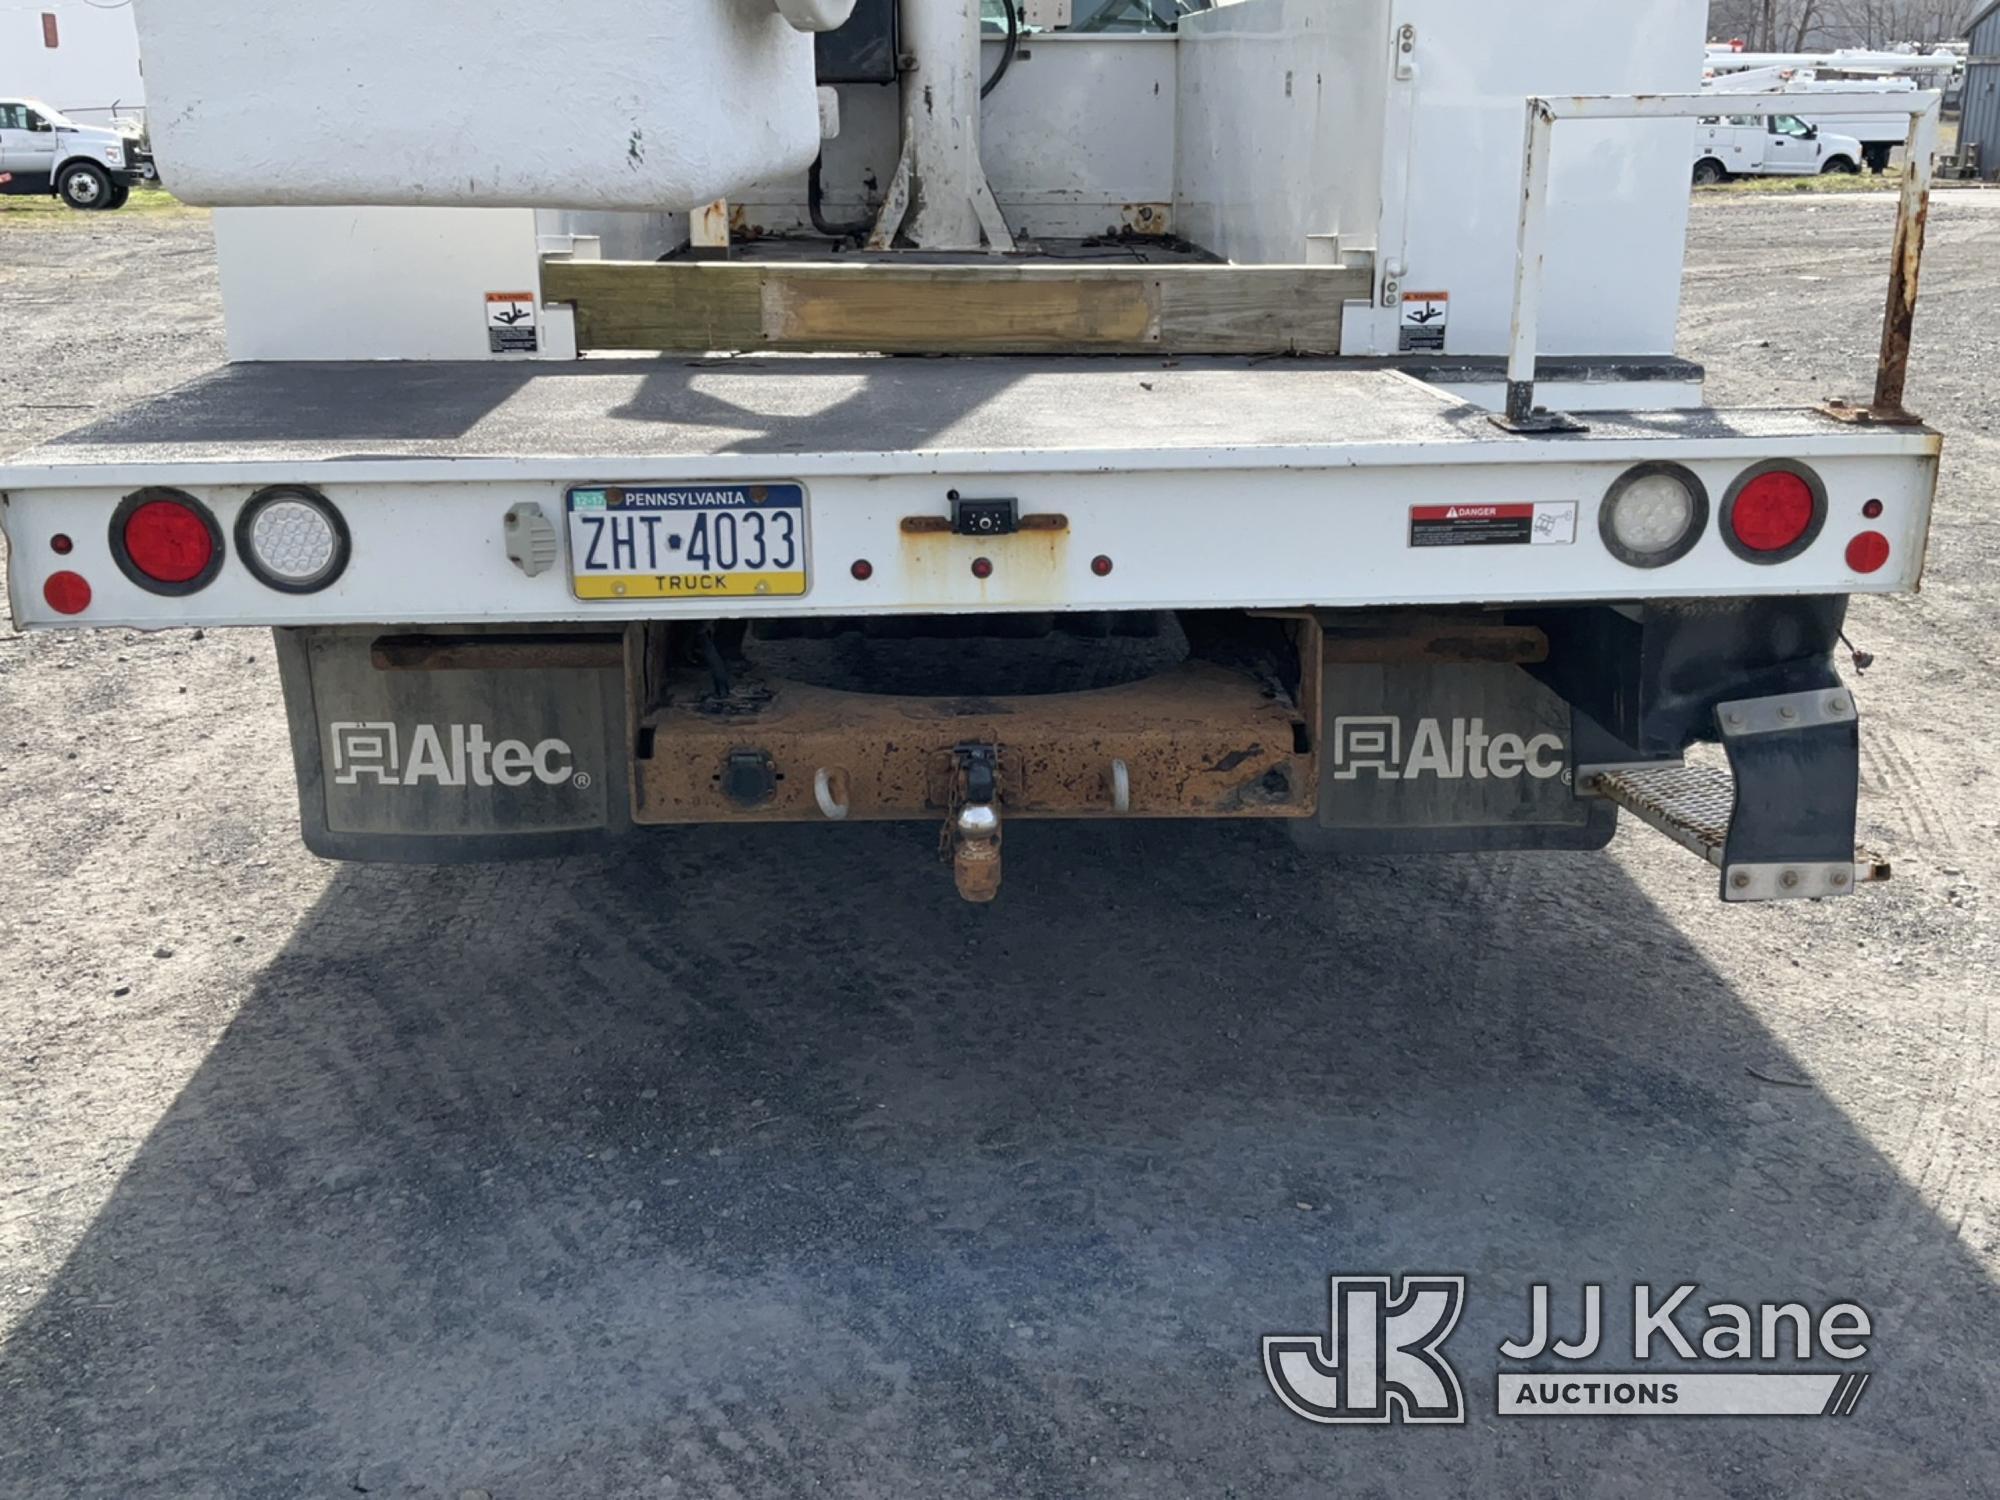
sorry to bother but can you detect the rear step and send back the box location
[1590,761,1890,902]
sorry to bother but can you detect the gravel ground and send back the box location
[1,195,1997,1498]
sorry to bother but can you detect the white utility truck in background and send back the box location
[1693,112,1867,182]
[1705,65,1927,174]
[0,98,154,209]
[0,0,1943,904]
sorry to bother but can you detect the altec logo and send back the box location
[1330,716,1565,782]
[329,722,587,789]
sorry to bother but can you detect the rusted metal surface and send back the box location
[1873,189,1926,419]
[1318,617,1548,666]
[370,634,624,673]
[899,513,1069,535]
[628,660,1317,824]
[1865,101,1936,424]
[1120,202,1171,237]
[689,197,732,261]
[950,804,1004,902]
[892,513,1072,602]
[1823,106,1936,426]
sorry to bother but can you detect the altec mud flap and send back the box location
[276,627,628,862]
[1294,662,1614,855]
[274,605,1882,904]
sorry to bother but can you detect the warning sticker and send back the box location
[1399,290,1449,353]
[1410,502,1577,548]
[486,291,539,354]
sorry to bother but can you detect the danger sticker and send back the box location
[486,291,539,354]
[1399,290,1449,353]
[1410,502,1577,548]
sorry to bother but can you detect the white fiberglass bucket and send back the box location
[131,0,852,210]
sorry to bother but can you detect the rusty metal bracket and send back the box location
[628,659,1316,825]
[369,632,624,672]
[1501,90,1941,434]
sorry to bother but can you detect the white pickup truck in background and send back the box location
[0,97,155,210]
[1694,112,1866,184]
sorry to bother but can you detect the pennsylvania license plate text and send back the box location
[567,483,808,600]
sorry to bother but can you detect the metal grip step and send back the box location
[1589,762,1890,900]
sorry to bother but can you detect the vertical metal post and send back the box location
[1503,100,1557,427]
[868,0,1014,252]
[1871,99,1939,420]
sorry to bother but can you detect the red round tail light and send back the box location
[126,500,214,581]
[1845,531,1892,574]
[110,490,224,594]
[1721,462,1826,563]
[43,571,93,616]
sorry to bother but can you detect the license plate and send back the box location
[567,483,808,601]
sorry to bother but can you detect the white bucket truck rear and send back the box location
[1,0,1942,904]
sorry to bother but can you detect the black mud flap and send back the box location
[276,627,630,862]
[1290,662,1615,854]
[1715,687,1861,900]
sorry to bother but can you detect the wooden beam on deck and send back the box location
[540,258,1369,357]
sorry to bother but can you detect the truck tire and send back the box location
[57,161,114,210]
[1692,158,1728,187]
[1863,143,1893,174]
[1821,156,1859,176]
[105,183,131,211]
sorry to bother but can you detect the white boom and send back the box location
[129,0,856,210]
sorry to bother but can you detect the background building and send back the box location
[1962,1,2000,171]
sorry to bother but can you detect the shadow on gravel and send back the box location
[3,822,1994,1498]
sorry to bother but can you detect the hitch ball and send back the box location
[952,803,1003,904]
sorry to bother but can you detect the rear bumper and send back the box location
[2,358,1940,630]
[2,441,1940,632]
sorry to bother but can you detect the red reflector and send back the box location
[1729,471,1816,553]
[123,499,215,583]
[1845,531,1891,574]
[50,533,74,555]
[1091,554,1114,577]
[971,556,994,579]
[43,571,91,615]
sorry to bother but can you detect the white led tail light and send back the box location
[236,487,351,593]
[1599,463,1708,569]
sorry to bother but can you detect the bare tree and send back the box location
[1711,0,1980,46]
[1708,0,1832,50]
[1824,0,1980,46]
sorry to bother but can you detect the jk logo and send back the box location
[1264,1275,1467,1425]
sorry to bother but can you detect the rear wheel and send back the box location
[1821,156,1859,176]
[57,161,113,210]
[1692,158,1728,187]
[105,182,131,211]
[1863,143,1894,174]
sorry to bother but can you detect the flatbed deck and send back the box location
[1,357,1924,480]
[0,356,1941,630]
